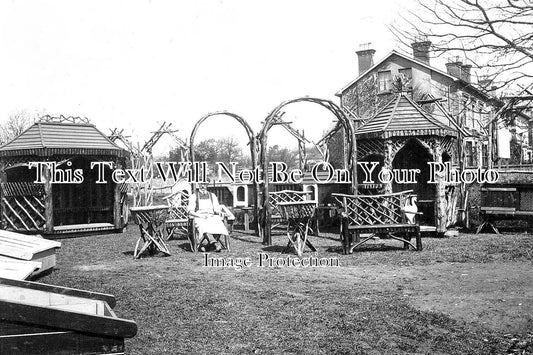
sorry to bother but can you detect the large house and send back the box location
[336,41,533,168]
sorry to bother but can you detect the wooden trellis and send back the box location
[189,111,258,230]
[109,122,188,207]
[269,112,311,170]
[0,182,46,232]
[258,97,358,245]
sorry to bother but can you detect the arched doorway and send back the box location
[392,139,435,225]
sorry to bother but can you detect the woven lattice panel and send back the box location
[168,205,188,220]
[358,139,384,158]
[334,192,411,226]
[131,207,169,225]
[1,182,45,197]
[2,195,46,231]
[269,190,311,216]
[520,191,533,211]
[278,201,316,220]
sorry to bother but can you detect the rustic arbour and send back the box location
[0,118,129,234]
[258,97,358,245]
[355,93,459,233]
[189,111,258,225]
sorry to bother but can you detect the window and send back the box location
[470,100,476,130]
[482,142,488,167]
[378,71,392,93]
[398,68,412,88]
[465,140,478,168]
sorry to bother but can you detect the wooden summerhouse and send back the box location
[0,122,129,235]
[355,93,459,233]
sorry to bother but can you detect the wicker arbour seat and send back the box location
[333,190,422,254]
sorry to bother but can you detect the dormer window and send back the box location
[378,71,392,93]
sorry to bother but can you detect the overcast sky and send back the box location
[0,0,409,155]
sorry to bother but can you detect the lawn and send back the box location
[40,227,533,354]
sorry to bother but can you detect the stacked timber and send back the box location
[0,277,137,354]
[0,230,61,280]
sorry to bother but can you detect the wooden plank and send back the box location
[0,300,137,339]
[0,278,116,308]
[0,258,41,280]
[348,223,415,229]
[0,230,60,260]
[0,327,125,354]
[332,189,413,199]
[513,211,533,216]
[481,187,517,192]
[53,223,114,231]
[480,207,516,212]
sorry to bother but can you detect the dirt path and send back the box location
[309,261,533,334]
[406,262,533,334]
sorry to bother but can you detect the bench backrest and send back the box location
[333,190,414,226]
[269,190,313,216]
[165,190,190,221]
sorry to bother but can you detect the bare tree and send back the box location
[391,0,533,92]
[0,110,35,145]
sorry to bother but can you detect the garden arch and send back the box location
[258,97,358,245]
[189,111,258,228]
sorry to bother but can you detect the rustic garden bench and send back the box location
[332,190,422,254]
[477,185,533,234]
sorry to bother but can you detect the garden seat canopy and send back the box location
[355,93,457,139]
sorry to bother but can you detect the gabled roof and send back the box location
[336,50,457,96]
[0,122,125,157]
[356,93,457,139]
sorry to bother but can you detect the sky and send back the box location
[0,0,408,155]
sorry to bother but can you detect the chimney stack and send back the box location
[461,64,472,83]
[412,40,431,64]
[445,58,463,78]
[356,43,375,75]
[478,75,492,89]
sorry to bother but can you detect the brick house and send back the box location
[335,42,533,169]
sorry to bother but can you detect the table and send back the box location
[130,205,171,259]
[277,201,318,257]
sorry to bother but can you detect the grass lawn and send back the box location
[40,227,533,354]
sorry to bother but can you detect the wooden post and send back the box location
[433,141,446,234]
[0,160,5,230]
[250,138,259,236]
[43,163,53,234]
[260,132,271,245]
[383,139,393,194]
[487,110,493,169]
[113,159,123,229]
